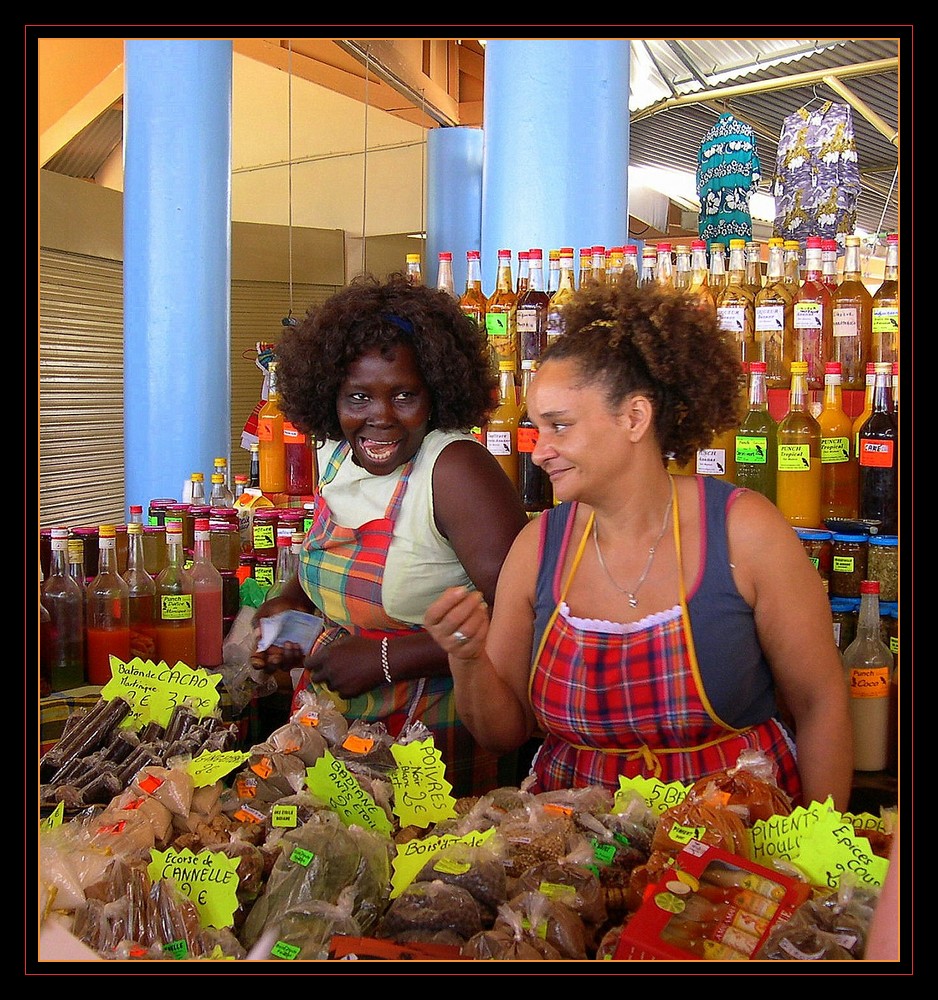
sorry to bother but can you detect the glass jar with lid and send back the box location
[829,596,860,652]
[795,528,833,591]
[830,532,868,598]
[867,535,898,603]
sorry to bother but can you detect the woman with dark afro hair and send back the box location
[251,273,529,797]
[425,279,853,812]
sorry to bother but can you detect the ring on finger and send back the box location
[452,630,470,644]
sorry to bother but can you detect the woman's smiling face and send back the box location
[336,343,433,475]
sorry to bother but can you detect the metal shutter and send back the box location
[39,249,339,529]
[39,248,125,530]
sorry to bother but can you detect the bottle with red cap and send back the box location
[190,517,224,669]
[85,524,131,685]
[818,361,858,520]
[435,251,456,298]
[486,248,518,374]
[842,579,893,771]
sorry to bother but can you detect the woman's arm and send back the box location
[728,491,854,811]
[309,439,529,697]
[424,519,542,755]
[431,439,531,606]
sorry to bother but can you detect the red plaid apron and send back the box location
[527,478,802,802]
[292,440,502,797]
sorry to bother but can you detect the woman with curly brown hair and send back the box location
[424,279,853,811]
[252,273,529,797]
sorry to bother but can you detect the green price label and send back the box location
[735,435,768,464]
[821,436,850,464]
[778,443,812,471]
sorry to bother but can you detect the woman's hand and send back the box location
[423,586,490,660]
[306,635,386,698]
[250,590,313,675]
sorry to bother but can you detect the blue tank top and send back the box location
[534,476,779,729]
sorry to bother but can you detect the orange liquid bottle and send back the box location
[870,232,899,365]
[776,361,822,528]
[818,361,859,520]
[257,359,286,493]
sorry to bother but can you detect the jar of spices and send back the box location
[867,535,898,603]
[795,528,833,591]
[829,533,868,598]
[829,596,860,653]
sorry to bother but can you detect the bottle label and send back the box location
[717,305,746,333]
[518,426,539,453]
[160,594,193,621]
[255,564,275,588]
[755,304,785,332]
[695,448,727,476]
[832,556,855,574]
[890,636,898,655]
[256,416,276,442]
[778,443,811,471]
[735,435,768,464]
[832,307,859,337]
[283,422,307,443]
[485,431,513,457]
[858,438,895,468]
[253,524,275,549]
[849,665,890,699]
[793,302,823,329]
[516,311,538,333]
[871,307,899,333]
[820,436,850,464]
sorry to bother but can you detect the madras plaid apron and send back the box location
[527,478,802,802]
[292,440,502,797]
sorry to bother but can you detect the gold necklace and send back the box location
[591,494,673,608]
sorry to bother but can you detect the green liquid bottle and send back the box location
[734,361,778,503]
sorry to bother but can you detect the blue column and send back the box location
[480,39,630,291]
[123,39,232,508]
[426,126,484,295]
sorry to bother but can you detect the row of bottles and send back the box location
[420,232,898,389]
[41,516,228,694]
[673,352,897,533]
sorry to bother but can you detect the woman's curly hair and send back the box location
[273,272,497,441]
[542,280,745,467]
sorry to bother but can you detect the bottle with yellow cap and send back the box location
[485,359,522,489]
[405,252,423,286]
[776,361,822,528]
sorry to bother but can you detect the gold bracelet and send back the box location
[381,636,392,684]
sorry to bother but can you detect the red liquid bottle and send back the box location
[85,523,131,685]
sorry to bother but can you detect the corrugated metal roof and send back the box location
[41,36,902,242]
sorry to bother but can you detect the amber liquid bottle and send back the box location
[831,235,873,392]
[776,361,822,529]
[690,239,716,316]
[123,520,158,662]
[744,241,763,299]
[485,360,521,488]
[818,362,859,520]
[517,360,552,512]
[486,249,518,374]
[792,236,833,391]
[655,242,673,288]
[871,233,899,366]
[673,244,692,291]
[717,239,756,366]
[459,249,487,333]
[754,238,793,389]
[546,248,576,349]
